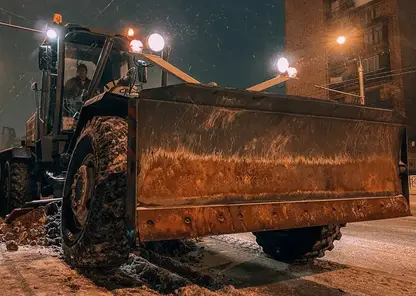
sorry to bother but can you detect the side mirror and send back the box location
[38,45,53,71]
[137,65,148,83]
[31,82,38,91]
[134,60,148,83]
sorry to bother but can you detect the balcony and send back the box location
[328,52,391,94]
[361,22,389,55]
[360,15,389,29]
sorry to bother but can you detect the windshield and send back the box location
[62,39,181,119]
[62,41,130,118]
[63,42,98,118]
[63,40,185,119]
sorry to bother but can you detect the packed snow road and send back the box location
[0,202,415,295]
[201,219,416,295]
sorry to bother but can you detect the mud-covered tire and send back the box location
[61,116,129,268]
[253,224,345,263]
[2,162,31,212]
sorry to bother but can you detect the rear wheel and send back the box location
[253,224,345,263]
[0,164,4,216]
[1,162,31,213]
[61,116,130,268]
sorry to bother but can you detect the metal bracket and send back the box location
[399,161,408,176]
[247,75,292,92]
[138,53,200,84]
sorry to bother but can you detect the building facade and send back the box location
[285,0,416,172]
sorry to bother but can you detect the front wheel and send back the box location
[61,116,130,268]
[253,224,345,263]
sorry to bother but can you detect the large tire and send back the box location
[253,224,345,263]
[0,164,4,216]
[61,116,130,268]
[2,162,31,212]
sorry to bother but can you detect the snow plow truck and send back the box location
[0,14,411,267]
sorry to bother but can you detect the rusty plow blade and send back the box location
[129,83,411,242]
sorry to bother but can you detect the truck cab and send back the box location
[2,14,190,212]
[26,16,188,199]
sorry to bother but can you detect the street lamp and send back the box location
[336,35,365,105]
[336,35,346,45]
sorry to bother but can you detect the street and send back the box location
[203,218,416,295]
[199,216,416,295]
[0,201,415,296]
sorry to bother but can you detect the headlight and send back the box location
[147,33,165,52]
[130,39,144,53]
[46,29,58,39]
[277,57,289,73]
[287,67,298,78]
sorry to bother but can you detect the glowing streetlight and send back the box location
[337,35,346,45]
[277,57,290,73]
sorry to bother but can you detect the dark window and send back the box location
[409,159,416,170]
[361,6,378,26]
[362,55,380,73]
[373,25,383,44]
[364,88,381,107]
[363,25,384,48]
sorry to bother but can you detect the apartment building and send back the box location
[285,0,416,172]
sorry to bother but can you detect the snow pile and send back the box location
[84,250,252,296]
[0,202,61,251]
[1,204,252,295]
[44,203,62,246]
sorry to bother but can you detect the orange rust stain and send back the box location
[137,196,411,241]
[137,149,401,206]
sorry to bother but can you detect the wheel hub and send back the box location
[71,157,95,228]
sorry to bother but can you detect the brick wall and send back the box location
[284,0,328,99]
[396,0,416,140]
[285,0,412,107]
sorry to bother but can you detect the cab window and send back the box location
[63,42,101,117]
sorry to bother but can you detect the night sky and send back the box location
[0,0,285,136]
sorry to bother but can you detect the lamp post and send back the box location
[358,57,365,105]
[337,36,365,105]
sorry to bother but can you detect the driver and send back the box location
[64,63,91,98]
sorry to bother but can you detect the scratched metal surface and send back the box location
[135,102,403,207]
[138,83,404,124]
